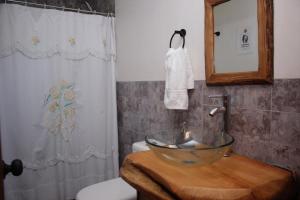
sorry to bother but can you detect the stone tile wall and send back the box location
[117,79,300,190]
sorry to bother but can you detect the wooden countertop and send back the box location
[120,151,297,200]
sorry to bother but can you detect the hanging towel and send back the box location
[164,47,194,110]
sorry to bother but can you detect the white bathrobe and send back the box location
[164,47,194,110]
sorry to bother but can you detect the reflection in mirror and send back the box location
[214,0,258,73]
[205,0,273,85]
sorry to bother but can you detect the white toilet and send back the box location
[76,141,149,200]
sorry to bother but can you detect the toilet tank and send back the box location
[132,141,149,152]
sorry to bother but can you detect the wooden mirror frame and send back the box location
[205,0,273,85]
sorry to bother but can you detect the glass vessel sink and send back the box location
[145,129,234,166]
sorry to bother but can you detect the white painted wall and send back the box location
[274,0,300,79]
[116,0,300,81]
[115,0,204,81]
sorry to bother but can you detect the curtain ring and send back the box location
[106,5,110,17]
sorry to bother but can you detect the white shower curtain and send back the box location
[0,4,118,200]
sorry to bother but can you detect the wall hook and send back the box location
[214,31,221,36]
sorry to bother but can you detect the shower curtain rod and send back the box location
[4,0,115,17]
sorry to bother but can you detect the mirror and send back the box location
[205,0,273,85]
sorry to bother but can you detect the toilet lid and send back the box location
[76,177,137,200]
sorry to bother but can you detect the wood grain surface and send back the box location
[121,151,296,200]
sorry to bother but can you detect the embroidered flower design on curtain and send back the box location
[32,36,40,45]
[41,80,77,141]
[68,37,76,46]
[0,4,115,60]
